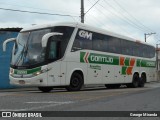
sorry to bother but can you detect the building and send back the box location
[0,28,22,89]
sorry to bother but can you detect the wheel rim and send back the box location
[71,77,79,87]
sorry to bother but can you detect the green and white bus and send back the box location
[3,22,156,92]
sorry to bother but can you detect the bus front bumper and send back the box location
[9,74,48,87]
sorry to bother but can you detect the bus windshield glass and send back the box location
[11,29,51,68]
[11,26,74,68]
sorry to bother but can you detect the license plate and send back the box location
[19,80,25,85]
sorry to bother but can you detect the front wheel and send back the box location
[66,72,84,91]
[38,87,53,93]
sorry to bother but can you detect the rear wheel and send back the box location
[127,74,139,88]
[139,74,146,87]
[38,87,53,93]
[66,72,84,91]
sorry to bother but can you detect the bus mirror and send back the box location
[3,38,16,52]
[42,32,63,47]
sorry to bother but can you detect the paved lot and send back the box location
[0,82,160,120]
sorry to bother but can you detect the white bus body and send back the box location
[3,22,156,92]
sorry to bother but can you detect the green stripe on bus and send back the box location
[80,52,119,65]
[141,60,156,68]
[124,58,130,66]
[136,59,141,67]
[122,66,127,75]
[80,52,156,68]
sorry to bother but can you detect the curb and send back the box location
[0,87,38,92]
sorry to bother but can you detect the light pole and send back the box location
[144,33,156,42]
[156,44,160,71]
[156,43,160,81]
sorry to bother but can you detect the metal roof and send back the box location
[0,28,22,32]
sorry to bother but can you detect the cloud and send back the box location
[0,0,159,45]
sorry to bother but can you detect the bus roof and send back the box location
[21,22,154,47]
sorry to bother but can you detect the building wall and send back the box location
[0,31,19,89]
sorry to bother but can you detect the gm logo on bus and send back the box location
[79,30,93,40]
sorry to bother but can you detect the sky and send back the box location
[0,0,160,46]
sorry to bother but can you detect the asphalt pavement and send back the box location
[0,82,160,120]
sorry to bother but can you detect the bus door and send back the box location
[47,40,64,86]
[47,61,66,86]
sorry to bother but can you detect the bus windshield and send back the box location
[11,26,74,68]
[11,29,50,68]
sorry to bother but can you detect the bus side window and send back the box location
[48,41,58,60]
[108,37,119,54]
[72,29,92,51]
[72,38,83,51]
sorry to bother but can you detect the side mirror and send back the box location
[42,32,63,47]
[3,38,16,52]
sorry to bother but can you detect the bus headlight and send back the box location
[34,71,42,76]
[10,68,14,75]
[33,69,49,76]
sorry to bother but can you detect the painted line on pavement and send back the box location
[0,101,74,111]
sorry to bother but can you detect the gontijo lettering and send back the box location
[90,55,113,63]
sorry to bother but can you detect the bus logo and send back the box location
[79,30,93,40]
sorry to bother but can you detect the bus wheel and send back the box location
[66,72,83,91]
[130,74,139,88]
[139,74,146,87]
[38,87,53,93]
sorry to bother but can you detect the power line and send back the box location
[102,0,148,33]
[86,0,137,38]
[112,0,154,33]
[81,0,100,23]
[102,0,159,43]
[0,1,78,16]
[109,0,160,43]
[0,7,79,17]
[85,0,100,15]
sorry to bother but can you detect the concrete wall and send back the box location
[0,31,19,89]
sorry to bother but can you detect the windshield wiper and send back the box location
[15,45,27,66]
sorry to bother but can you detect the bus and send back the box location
[3,22,156,92]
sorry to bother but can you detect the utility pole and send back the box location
[156,44,160,71]
[144,33,156,42]
[80,0,100,23]
[156,44,160,81]
[81,0,84,23]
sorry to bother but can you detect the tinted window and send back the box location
[121,40,133,56]
[92,33,105,51]
[107,37,121,54]
[48,41,58,60]
[72,29,155,58]
[72,29,92,51]
[51,26,74,57]
[132,42,140,56]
